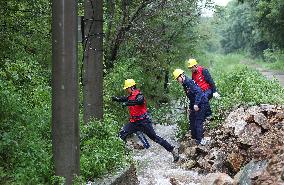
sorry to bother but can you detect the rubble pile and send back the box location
[178,104,284,184]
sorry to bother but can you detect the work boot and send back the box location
[171,147,179,163]
[200,138,206,146]
[197,138,209,146]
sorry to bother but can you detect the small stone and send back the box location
[181,159,196,170]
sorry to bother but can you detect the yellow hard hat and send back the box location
[123,79,136,89]
[187,58,198,68]
[173,69,184,79]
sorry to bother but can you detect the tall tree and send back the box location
[51,0,80,183]
[83,0,104,122]
[104,0,155,69]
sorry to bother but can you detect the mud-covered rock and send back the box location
[223,107,247,136]
[251,147,284,185]
[238,123,262,146]
[234,160,267,185]
[227,151,244,173]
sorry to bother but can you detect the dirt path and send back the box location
[242,61,284,87]
[257,68,284,86]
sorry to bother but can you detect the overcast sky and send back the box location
[202,0,231,17]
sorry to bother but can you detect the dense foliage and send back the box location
[211,0,284,62]
[203,54,284,126]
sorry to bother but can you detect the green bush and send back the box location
[0,79,53,184]
[80,116,127,180]
[209,55,284,127]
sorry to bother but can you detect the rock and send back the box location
[251,147,284,185]
[245,106,261,116]
[179,137,197,153]
[196,145,208,155]
[238,123,262,146]
[170,177,180,185]
[224,107,248,136]
[227,152,244,173]
[248,126,284,160]
[201,173,234,185]
[259,104,276,117]
[234,160,267,185]
[208,148,218,160]
[245,114,254,123]
[181,159,196,170]
[179,140,190,153]
[253,113,269,130]
[275,112,284,120]
[211,151,228,173]
[183,147,197,158]
[197,158,211,170]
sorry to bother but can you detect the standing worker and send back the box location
[173,69,209,145]
[112,79,179,162]
[187,58,220,117]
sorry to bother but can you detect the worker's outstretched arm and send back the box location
[125,94,144,106]
[112,96,128,102]
[112,94,144,106]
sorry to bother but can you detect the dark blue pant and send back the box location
[204,89,213,117]
[119,119,174,152]
[136,131,150,149]
[189,103,208,143]
[204,89,213,100]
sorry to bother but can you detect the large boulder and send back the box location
[251,147,284,185]
[234,160,267,185]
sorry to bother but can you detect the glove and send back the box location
[213,92,221,100]
[121,102,128,106]
[112,96,120,102]
[193,105,199,111]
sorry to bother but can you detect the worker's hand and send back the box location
[112,96,120,102]
[121,102,128,106]
[213,92,221,100]
[193,105,199,111]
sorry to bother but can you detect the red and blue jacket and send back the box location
[115,89,148,122]
[192,66,216,93]
[182,75,208,110]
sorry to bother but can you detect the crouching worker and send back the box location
[173,69,209,145]
[112,79,179,162]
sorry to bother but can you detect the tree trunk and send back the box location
[83,0,104,122]
[51,0,80,184]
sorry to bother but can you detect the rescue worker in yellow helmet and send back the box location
[173,69,209,145]
[112,79,179,162]
[187,58,220,118]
